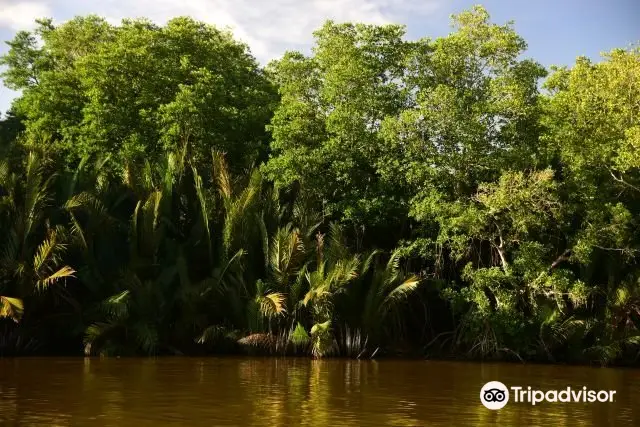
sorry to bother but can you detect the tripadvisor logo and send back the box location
[480,381,617,410]
[480,381,510,410]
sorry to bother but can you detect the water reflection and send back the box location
[0,357,638,426]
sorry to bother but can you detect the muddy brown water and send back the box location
[0,358,638,426]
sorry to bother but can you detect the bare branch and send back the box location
[609,168,640,193]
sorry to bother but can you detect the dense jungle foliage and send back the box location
[0,6,639,365]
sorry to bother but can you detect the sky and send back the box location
[0,0,639,115]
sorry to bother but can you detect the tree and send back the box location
[543,47,640,264]
[265,6,547,251]
[1,16,277,173]
[0,152,76,324]
[383,6,546,226]
[264,21,413,231]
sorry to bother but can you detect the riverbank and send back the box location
[1,6,640,368]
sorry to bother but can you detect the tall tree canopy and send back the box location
[264,7,547,240]
[264,20,412,230]
[1,16,277,171]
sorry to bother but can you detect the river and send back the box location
[0,358,638,426]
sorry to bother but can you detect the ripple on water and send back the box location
[0,358,638,426]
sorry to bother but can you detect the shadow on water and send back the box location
[0,358,638,426]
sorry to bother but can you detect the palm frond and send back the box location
[84,321,120,356]
[102,290,130,320]
[201,249,246,297]
[257,213,269,270]
[196,325,231,344]
[310,320,334,357]
[1,229,20,267]
[138,191,163,256]
[270,225,305,287]
[0,296,24,322]
[65,155,89,200]
[133,322,159,354]
[68,212,88,250]
[64,191,108,217]
[141,159,154,192]
[130,200,142,259]
[382,275,420,306]
[290,264,308,310]
[325,222,349,262]
[22,152,52,229]
[33,230,63,273]
[623,334,640,346]
[289,322,311,346]
[586,343,621,366]
[192,167,213,265]
[37,265,76,290]
[329,255,360,290]
[212,150,232,202]
[239,169,261,212]
[258,291,287,318]
[360,250,380,276]
[543,313,584,345]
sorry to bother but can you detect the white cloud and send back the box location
[0,1,52,30]
[0,0,445,61]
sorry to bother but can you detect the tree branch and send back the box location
[548,249,572,274]
[609,168,640,193]
[494,223,509,272]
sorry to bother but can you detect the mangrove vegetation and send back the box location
[1,6,639,365]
